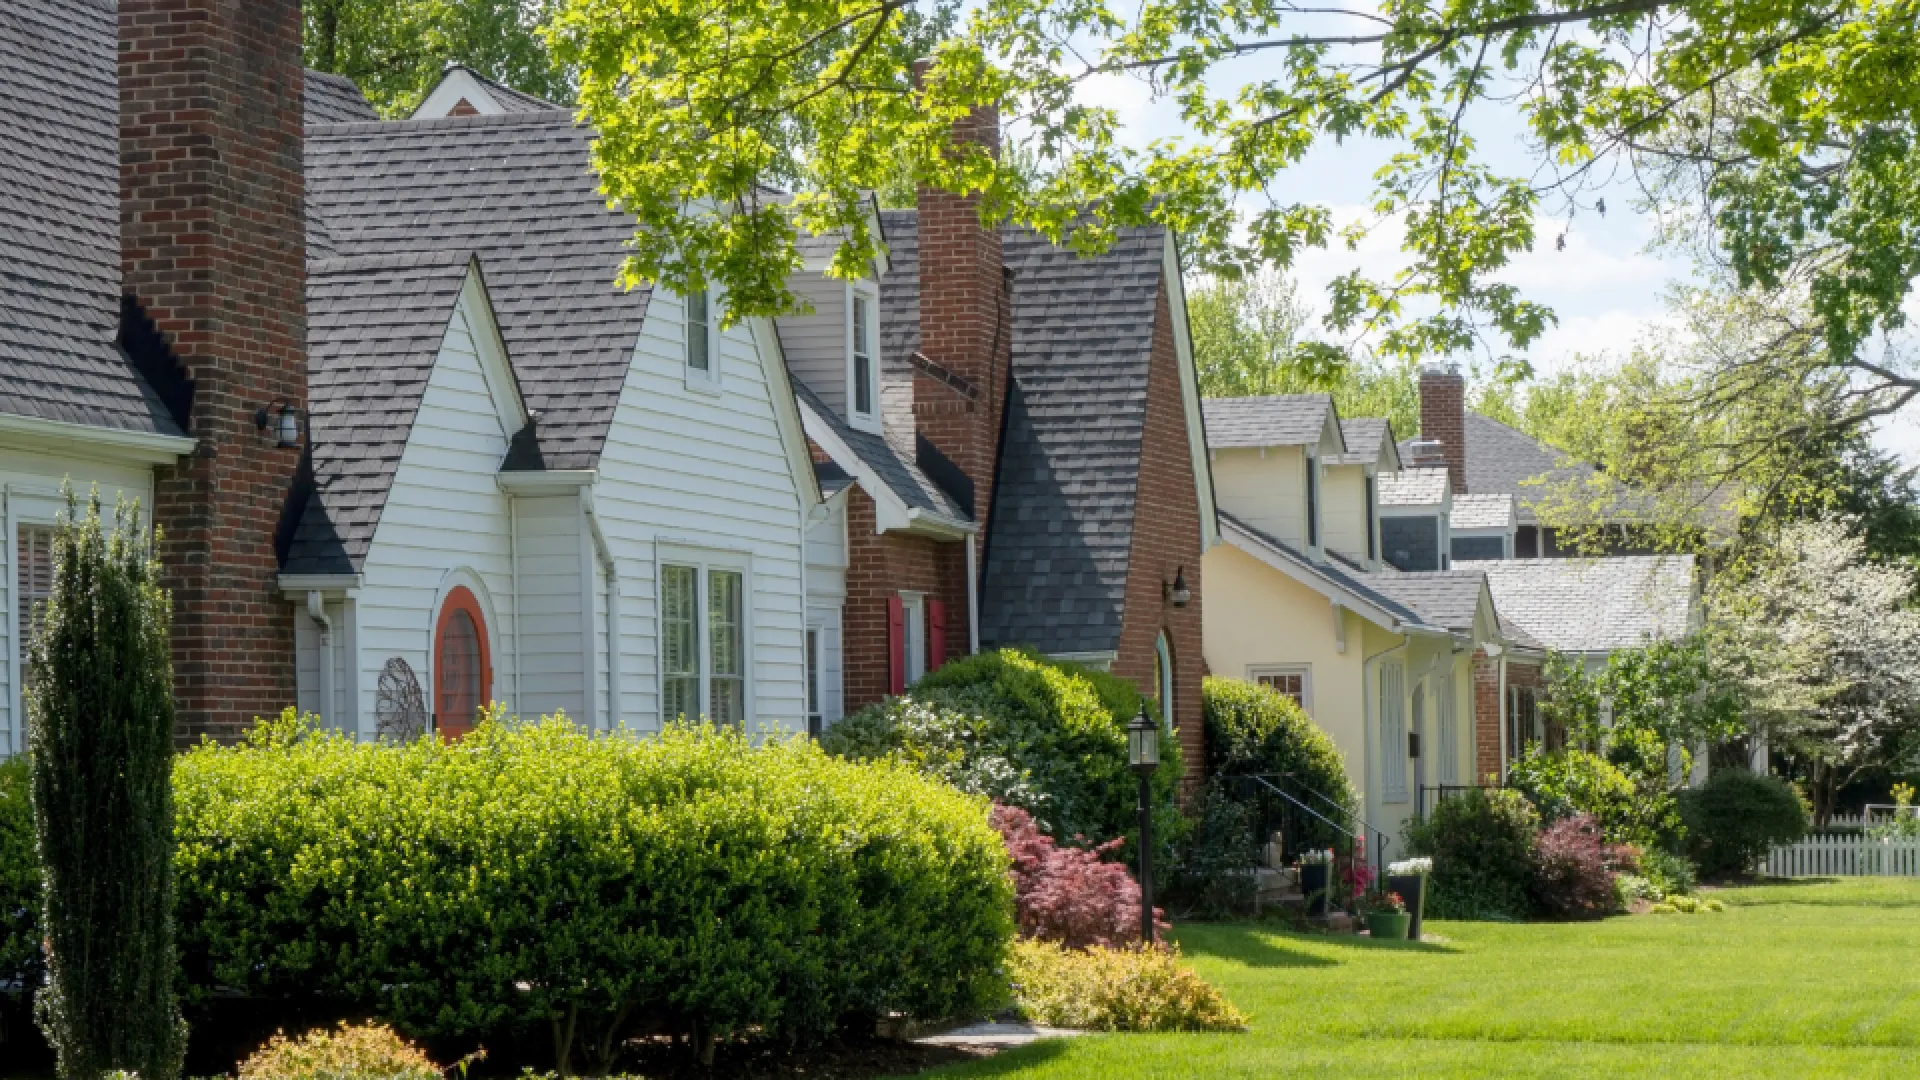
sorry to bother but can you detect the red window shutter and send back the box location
[887,595,906,695]
[928,599,947,671]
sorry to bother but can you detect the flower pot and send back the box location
[1387,873,1427,940]
[1367,911,1411,940]
[1299,863,1330,917]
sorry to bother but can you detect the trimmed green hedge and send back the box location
[1680,768,1809,879]
[1201,677,1355,851]
[824,648,1184,852]
[4,715,1014,1061]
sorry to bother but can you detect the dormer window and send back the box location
[851,291,876,419]
[1364,475,1377,562]
[1305,455,1320,549]
[686,287,716,382]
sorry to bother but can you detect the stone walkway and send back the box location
[914,1022,1084,1049]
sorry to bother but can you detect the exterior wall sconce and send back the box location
[255,400,301,448]
[1164,567,1191,608]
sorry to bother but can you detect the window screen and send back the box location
[686,289,712,373]
[1382,516,1441,572]
[806,628,822,736]
[1364,476,1377,561]
[708,569,745,725]
[662,565,699,721]
[852,293,874,415]
[1305,458,1319,547]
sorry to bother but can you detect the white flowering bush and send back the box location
[1297,848,1334,865]
[1387,857,1433,877]
[821,690,1052,816]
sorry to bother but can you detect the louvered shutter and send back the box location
[887,595,905,695]
[927,599,947,672]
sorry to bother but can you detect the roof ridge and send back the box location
[309,109,578,138]
[310,250,477,276]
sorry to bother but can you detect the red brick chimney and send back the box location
[1418,361,1468,494]
[911,59,1013,537]
[121,1,307,742]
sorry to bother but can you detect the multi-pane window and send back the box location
[1256,670,1307,710]
[852,293,875,416]
[662,562,747,725]
[686,288,713,375]
[806,628,822,737]
[662,565,700,721]
[708,569,745,724]
[16,526,54,674]
[1506,685,1538,768]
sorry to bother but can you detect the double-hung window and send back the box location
[660,559,748,725]
[15,526,54,680]
[685,287,717,382]
[805,627,822,736]
[850,291,877,421]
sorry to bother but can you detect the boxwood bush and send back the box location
[129,712,1012,1070]
[1201,677,1355,852]
[822,648,1183,852]
[1404,788,1540,920]
[1679,768,1809,879]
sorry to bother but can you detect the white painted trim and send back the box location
[1248,663,1314,715]
[1049,650,1118,671]
[655,544,757,727]
[845,282,883,435]
[1221,516,1437,635]
[797,399,915,532]
[497,469,596,493]
[0,412,195,466]
[1161,234,1221,551]
[411,67,511,118]
[277,573,363,592]
[679,286,724,392]
[750,315,826,510]
[458,261,532,434]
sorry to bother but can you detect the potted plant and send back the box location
[1365,890,1410,940]
[1386,857,1432,940]
[1297,848,1334,917]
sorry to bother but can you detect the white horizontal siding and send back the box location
[1213,446,1309,549]
[775,275,850,416]
[1,453,156,756]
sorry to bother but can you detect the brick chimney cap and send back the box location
[1419,360,1462,379]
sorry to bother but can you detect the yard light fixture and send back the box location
[255,400,302,448]
[1128,703,1160,945]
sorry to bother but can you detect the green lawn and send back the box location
[924,878,1920,1078]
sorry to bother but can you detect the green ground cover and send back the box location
[925,878,1920,1078]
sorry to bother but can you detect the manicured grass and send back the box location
[923,878,1920,1078]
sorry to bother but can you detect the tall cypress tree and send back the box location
[27,490,186,1080]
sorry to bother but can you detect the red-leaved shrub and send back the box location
[1531,813,1636,919]
[992,803,1167,947]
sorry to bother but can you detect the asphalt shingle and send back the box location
[791,380,963,520]
[284,252,477,575]
[0,0,180,436]
[1452,493,1516,531]
[1482,556,1697,653]
[1202,395,1338,450]
[1332,417,1399,466]
[306,69,379,124]
[307,111,647,470]
[1379,468,1449,507]
[1360,567,1487,634]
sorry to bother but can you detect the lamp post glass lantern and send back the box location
[1129,704,1159,944]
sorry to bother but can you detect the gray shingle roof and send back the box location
[1379,468,1450,507]
[1201,395,1339,450]
[1397,412,1600,523]
[306,69,379,124]
[1452,493,1516,530]
[1482,556,1697,653]
[976,221,1174,656]
[791,380,963,520]
[876,209,923,444]
[284,253,477,575]
[1221,513,1440,632]
[0,0,181,436]
[446,64,566,112]
[1359,566,1487,634]
[307,111,650,470]
[1332,417,1399,466]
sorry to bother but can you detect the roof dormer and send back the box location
[1200,395,1346,560]
[1378,467,1453,572]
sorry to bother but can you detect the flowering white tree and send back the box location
[1710,518,1920,821]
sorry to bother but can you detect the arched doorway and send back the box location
[433,586,492,739]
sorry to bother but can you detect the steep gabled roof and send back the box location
[0,0,181,437]
[1332,417,1401,468]
[283,253,480,576]
[1359,566,1489,635]
[307,111,649,470]
[791,379,964,522]
[305,69,379,124]
[1397,411,1602,523]
[1220,512,1444,633]
[1483,556,1698,653]
[1379,467,1450,508]
[980,222,1174,656]
[1202,395,1342,450]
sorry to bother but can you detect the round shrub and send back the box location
[1679,768,1810,879]
[826,648,1183,852]
[1006,940,1247,1033]
[1404,788,1539,920]
[1201,677,1355,851]
[1531,814,1635,920]
[173,713,1013,1068]
[238,1022,438,1080]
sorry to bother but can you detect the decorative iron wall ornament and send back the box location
[375,657,428,740]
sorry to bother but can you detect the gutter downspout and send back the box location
[509,495,522,716]
[965,533,980,655]
[306,591,334,730]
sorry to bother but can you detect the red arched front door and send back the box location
[434,586,491,740]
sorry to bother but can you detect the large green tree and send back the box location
[307,1,574,116]
[28,493,185,1080]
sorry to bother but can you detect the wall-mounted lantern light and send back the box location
[1164,567,1191,608]
[255,400,301,448]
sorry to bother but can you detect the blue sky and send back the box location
[1068,63,1920,466]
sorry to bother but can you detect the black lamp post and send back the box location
[1128,703,1160,945]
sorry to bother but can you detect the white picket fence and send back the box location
[1763,836,1920,877]
[1819,807,1920,831]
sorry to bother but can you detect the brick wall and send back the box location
[1418,363,1467,494]
[1110,282,1206,797]
[1473,651,1501,784]
[121,0,306,742]
[839,485,970,713]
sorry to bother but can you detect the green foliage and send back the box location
[1201,677,1356,853]
[305,1,575,117]
[1161,779,1259,921]
[827,648,1183,853]
[28,491,186,1080]
[0,757,36,991]
[237,1022,439,1080]
[1506,747,1677,853]
[1679,769,1811,880]
[1006,939,1247,1033]
[1636,847,1698,900]
[173,714,1013,1073]
[1404,788,1539,921]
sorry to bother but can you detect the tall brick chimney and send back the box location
[121,1,307,742]
[1418,361,1467,494]
[912,60,1013,538]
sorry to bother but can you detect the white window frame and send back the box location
[805,623,822,736]
[656,547,754,726]
[6,488,66,759]
[900,590,926,685]
[1249,664,1313,715]
[846,283,882,434]
[1154,632,1175,729]
[683,286,722,391]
